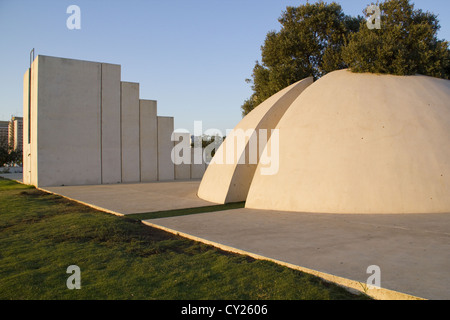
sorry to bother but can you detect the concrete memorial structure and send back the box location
[199,69,450,214]
[23,55,206,187]
[197,77,313,204]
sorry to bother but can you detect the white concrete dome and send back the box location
[246,69,450,213]
[197,77,313,203]
[199,69,450,214]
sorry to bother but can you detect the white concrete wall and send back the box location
[157,116,174,180]
[101,63,122,184]
[191,147,206,179]
[30,58,38,187]
[139,99,158,182]
[36,56,102,187]
[22,55,204,187]
[121,81,141,183]
[173,132,191,180]
[22,68,30,185]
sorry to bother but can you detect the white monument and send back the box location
[22,55,206,187]
[199,69,450,214]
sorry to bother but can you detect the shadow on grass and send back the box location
[125,202,246,221]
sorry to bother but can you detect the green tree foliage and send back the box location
[241,1,362,116]
[0,145,22,167]
[242,0,450,116]
[0,146,8,167]
[342,0,450,77]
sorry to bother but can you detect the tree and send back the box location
[190,134,224,158]
[241,1,362,116]
[342,0,450,78]
[0,145,8,167]
[0,144,22,167]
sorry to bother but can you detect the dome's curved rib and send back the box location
[197,77,313,204]
[246,69,450,214]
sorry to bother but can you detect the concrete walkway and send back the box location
[0,172,23,182]
[41,180,212,215]
[4,176,448,300]
[144,209,450,300]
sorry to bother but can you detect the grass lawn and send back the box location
[0,177,370,300]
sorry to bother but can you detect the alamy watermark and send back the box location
[171,121,280,176]
[66,265,81,289]
[366,4,381,30]
[65,4,380,31]
[66,5,81,30]
[366,265,381,289]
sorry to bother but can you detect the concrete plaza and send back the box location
[2,174,448,300]
[145,208,450,300]
[41,180,211,215]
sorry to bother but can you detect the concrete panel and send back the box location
[197,77,313,203]
[101,63,122,184]
[22,68,30,185]
[121,82,140,183]
[190,147,206,179]
[36,56,102,187]
[157,116,174,181]
[144,208,450,300]
[42,180,212,215]
[139,100,158,182]
[30,58,38,187]
[173,132,191,180]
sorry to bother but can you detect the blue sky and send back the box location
[0,0,449,134]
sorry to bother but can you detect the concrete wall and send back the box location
[101,63,122,184]
[24,58,40,187]
[121,81,141,183]
[22,68,30,184]
[157,116,175,181]
[23,55,205,187]
[191,148,206,179]
[30,57,38,187]
[36,56,102,187]
[140,100,158,182]
[173,132,191,180]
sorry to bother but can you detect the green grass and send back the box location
[0,177,370,300]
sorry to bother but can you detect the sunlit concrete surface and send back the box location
[144,208,450,300]
[198,68,450,214]
[197,77,313,204]
[41,180,212,215]
[247,70,450,213]
[22,55,205,188]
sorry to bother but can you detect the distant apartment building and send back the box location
[8,116,23,151]
[0,121,9,148]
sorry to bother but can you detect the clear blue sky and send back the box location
[1,0,449,134]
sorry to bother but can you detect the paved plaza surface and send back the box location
[0,173,22,182]
[2,175,449,300]
[41,180,211,215]
[145,208,450,300]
